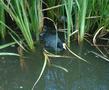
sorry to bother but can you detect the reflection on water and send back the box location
[0,42,109,90]
[71,77,108,90]
[44,67,67,90]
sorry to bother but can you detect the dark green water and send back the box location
[0,42,109,90]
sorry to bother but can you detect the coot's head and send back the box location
[56,42,65,51]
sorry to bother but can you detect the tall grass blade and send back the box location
[78,0,88,42]
[64,0,73,47]
[0,0,6,39]
[29,0,43,42]
[0,0,35,51]
[0,42,16,49]
[0,52,19,56]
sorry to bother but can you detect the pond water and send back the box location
[0,42,109,90]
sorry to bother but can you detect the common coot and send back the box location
[40,26,66,52]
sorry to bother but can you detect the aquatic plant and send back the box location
[1,1,109,89]
[64,0,73,46]
[0,0,6,39]
[0,42,19,56]
[28,0,43,42]
[0,0,43,51]
[0,0,109,49]
[77,0,88,43]
[0,0,34,51]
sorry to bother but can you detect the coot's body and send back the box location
[40,27,65,52]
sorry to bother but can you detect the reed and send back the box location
[77,0,88,43]
[0,0,109,51]
[64,0,73,47]
[0,0,6,39]
[0,0,43,51]
[97,0,109,28]
[28,0,43,42]
[44,0,65,22]
[0,0,35,51]
[0,42,20,56]
[45,0,56,20]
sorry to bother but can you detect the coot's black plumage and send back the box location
[40,26,65,52]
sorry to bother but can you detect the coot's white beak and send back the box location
[63,43,66,50]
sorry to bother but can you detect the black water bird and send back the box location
[40,26,66,52]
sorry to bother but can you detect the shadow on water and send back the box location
[0,42,109,90]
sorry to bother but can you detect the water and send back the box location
[0,42,109,90]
